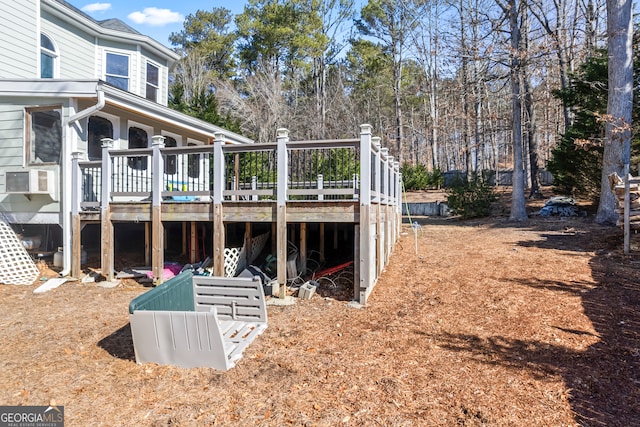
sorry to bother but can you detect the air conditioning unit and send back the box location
[5,169,56,200]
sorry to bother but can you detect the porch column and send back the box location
[358,124,373,304]
[212,133,225,276]
[276,128,289,298]
[100,138,114,281]
[151,135,165,284]
[71,151,83,278]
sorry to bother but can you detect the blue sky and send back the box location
[67,1,250,47]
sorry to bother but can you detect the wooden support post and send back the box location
[100,138,114,281]
[271,222,277,255]
[300,222,307,276]
[358,124,373,304]
[181,222,187,256]
[71,151,82,278]
[145,222,150,266]
[354,224,360,300]
[244,222,252,266]
[319,223,325,263]
[396,162,402,238]
[151,135,165,284]
[190,221,197,263]
[276,128,289,298]
[213,133,225,276]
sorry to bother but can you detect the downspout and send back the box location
[60,88,105,276]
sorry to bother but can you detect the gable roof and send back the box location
[43,0,179,63]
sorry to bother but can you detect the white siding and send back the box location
[0,99,67,215]
[141,48,169,106]
[0,103,28,171]
[0,1,38,78]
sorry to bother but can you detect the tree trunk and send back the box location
[595,0,633,224]
[507,0,528,221]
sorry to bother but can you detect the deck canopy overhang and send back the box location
[0,79,253,145]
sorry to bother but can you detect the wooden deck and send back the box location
[71,125,401,303]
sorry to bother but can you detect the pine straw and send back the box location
[0,201,639,426]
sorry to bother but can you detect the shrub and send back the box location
[401,163,428,190]
[401,164,444,190]
[446,173,497,219]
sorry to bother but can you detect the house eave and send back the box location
[41,0,180,64]
[0,79,253,145]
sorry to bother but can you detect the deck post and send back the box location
[71,151,83,278]
[359,124,373,304]
[319,223,325,263]
[373,137,382,278]
[381,149,390,267]
[100,138,114,281]
[395,162,402,237]
[386,155,395,260]
[213,133,225,276]
[299,222,307,276]
[276,128,289,298]
[151,135,166,284]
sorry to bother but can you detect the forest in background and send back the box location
[166,0,634,220]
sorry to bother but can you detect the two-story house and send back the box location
[0,0,251,276]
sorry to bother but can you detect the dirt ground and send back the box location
[0,190,639,426]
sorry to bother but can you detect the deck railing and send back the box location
[72,125,401,213]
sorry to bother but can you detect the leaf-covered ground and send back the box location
[0,192,638,426]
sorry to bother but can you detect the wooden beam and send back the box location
[354,224,360,301]
[319,223,325,263]
[100,206,113,281]
[190,221,197,263]
[213,205,225,276]
[152,206,164,284]
[145,222,150,266]
[299,222,307,276]
[244,222,252,266]
[71,215,82,278]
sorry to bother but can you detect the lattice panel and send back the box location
[224,232,271,278]
[0,221,40,285]
[248,233,269,264]
[224,247,241,278]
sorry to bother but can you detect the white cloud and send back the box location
[127,8,183,26]
[81,3,112,13]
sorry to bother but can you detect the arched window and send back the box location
[40,33,58,78]
[164,136,177,174]
[128,127,148,170]
[87,116,114,160]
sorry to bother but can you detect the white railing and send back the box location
[72,125,401,213]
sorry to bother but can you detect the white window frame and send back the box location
[145,61,160,102]
[40,32,59,79]
[104,51,130,91]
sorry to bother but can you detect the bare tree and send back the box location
[496,0,528,221]
[215,60,288,143]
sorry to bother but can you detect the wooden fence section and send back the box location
[70,125,401,304]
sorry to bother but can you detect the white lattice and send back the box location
[223,232,270,278]
[0,221,40,285]
[224,247,241,278]
[249,233,270,264]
